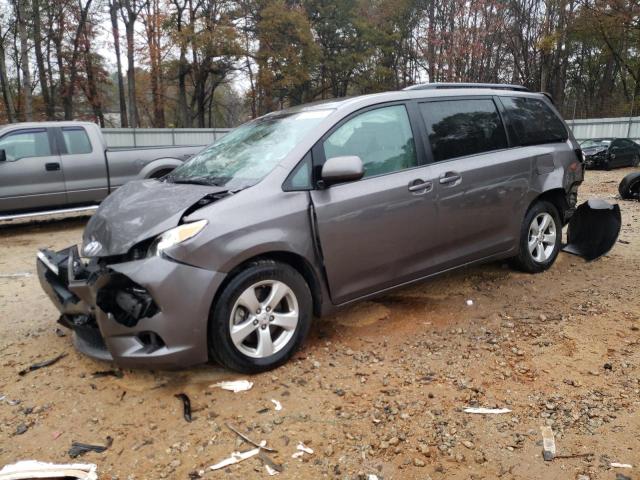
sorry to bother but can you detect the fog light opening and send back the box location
[137,331,166,353]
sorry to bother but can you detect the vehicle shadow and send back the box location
[0,214,91,237]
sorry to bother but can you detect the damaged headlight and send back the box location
[147,219,208,257]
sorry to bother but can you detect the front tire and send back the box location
[209,260,312,373]
[511,201,562,273]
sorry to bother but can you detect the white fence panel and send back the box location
[101,128,231,148]
[566,117,640,142]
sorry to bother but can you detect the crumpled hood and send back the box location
[83,179,227,257]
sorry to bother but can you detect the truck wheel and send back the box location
[619,172,640,200]
[208,260,312,373]
[511,201,562,273]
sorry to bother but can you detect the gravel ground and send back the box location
[0,168,639,480]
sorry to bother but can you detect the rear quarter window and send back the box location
[419,99,508,162]
[61,127,92,154]
[501,96,568,146]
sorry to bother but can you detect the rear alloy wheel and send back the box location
[209,260,312,373]
[511,201,562,273]
[632,154,640,167]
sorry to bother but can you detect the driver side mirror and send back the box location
[0,149,5,162]
[320,156,364,187]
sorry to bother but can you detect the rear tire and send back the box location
[208,260,312,373]
[632,154,640,167]
[619,172,640,200]
[511,201,562,273]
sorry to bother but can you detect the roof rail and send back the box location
[403,83,529,92]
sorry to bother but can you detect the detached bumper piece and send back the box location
[562,199,621,261]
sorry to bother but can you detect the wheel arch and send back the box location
[210,251,324,320]
[138,158,182,179]
[528,188,568,225]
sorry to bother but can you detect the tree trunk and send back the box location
[109,0,128,127]
[32,0,53,119]
[63,0,93,120]
[15,0,33,121]
[0,29,16,123]
[125,20,138,127]
[81,27,104,126]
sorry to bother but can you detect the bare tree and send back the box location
[109,0,129,127]
[119,0,147,128]
[13,0,32,120]
[0,17,16,122]
[32,0,53,119]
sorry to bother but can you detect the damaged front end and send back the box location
[37,247,161,361]
[37,243,224,368]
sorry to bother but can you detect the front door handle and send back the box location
[439,172,461,185]
[45,162,61,171]
[408,179,433,194]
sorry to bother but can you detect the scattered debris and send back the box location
[292,442,313,459]
[265,464,279,476]
[92,370,123,378]
[271,399,282,411]
[174,393,192,422]
[611,463,633,469]
[466,299,474,306]
[15,423,28,435]
[0,272,32,279]
[540,426,556,461]
[0,395,20,406]
[210,380,253,392]
[209,446,262,471]
[55,328,67,337]
[225,423,277,452]
[18,353,67,376]
[615,474,631,480]
[68,437,113,458]
[0,460,97,480]
[463,407,511,414]
[554,453,593,460]
[259,451,283,475]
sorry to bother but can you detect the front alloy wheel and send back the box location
[230,280,299,358]
[209,260,312,373]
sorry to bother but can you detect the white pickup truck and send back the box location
[0,121,207,220]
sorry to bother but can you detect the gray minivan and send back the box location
[37,84,584,373]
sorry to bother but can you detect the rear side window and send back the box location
[61,127,92,154]
[419,99,507,162]
[323,104,417,178]
[501,97,567,146]
[0,129,51,161]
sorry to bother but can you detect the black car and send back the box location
[581,138,640,170]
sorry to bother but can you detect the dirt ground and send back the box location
[0,168,639,480]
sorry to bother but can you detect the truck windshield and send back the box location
[166,109,333,189]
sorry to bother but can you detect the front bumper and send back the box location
[583,156,606,169]
[37,246,226,368]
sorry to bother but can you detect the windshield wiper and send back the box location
[167,176,222,186]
